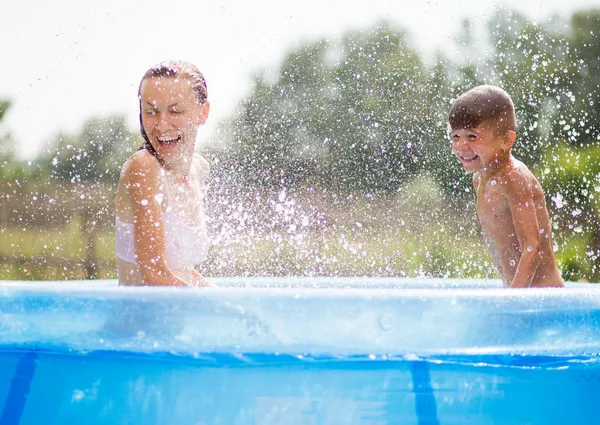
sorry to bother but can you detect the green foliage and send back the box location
[0,100,10,122]
[222,23,462,193]
[2,8,600,281]
[0,99,29,181]
[539,142,600,281]
[43,116,140,184]
[0,99,14,166]
[565,9,600,146]
[556,235,595,282]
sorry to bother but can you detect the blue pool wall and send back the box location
[1,278,599,425]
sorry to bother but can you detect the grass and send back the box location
[0,180,595,282]
[0,218,494,281]
[199,221,496,278]
[0,217,116,280]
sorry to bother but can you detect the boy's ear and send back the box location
[502,130,516,151]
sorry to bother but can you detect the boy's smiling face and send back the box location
[450,121,514,174]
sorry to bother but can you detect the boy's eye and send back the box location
[468,135,477,140]
[144,110,157,116]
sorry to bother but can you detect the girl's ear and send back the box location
[502,130,516,151]
[198,101,210,125]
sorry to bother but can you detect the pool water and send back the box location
[1,278,599,425]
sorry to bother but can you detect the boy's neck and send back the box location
[479,151,513,179]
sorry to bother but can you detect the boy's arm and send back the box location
[504,173,541,288]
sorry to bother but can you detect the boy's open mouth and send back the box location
[460,154,478,163]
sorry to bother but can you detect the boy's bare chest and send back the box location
[476,180,511,228]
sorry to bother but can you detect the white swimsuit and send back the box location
[115,164,209,270]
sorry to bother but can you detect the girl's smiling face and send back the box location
[140,76,209,166]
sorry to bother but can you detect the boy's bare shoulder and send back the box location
[508,157,536,181]
[501,158,539,196]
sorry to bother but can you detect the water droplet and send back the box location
[378,313,395,331]
[551,193,565,209]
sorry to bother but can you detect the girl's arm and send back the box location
[125,153,189,286]
[191,269,215,287]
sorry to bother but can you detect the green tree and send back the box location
[45,115,140,184]
[0,100,19,179]
[536,10,600,281]
[223,23,439,193]
[486,10,574,167]
[558,9,600,147]
[541,143,600,281]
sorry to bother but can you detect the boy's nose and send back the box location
[455,137,469,148]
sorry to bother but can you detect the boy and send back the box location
[448,85,564,288]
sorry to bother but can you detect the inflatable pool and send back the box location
[1,278,599,425]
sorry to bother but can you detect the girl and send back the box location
[115,60,212,286]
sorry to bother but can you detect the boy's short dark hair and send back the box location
[448,85,516,134]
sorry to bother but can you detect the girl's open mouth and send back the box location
[157,135,182,148]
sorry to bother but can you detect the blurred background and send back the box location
[0,0,598,282]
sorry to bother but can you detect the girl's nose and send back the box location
[155,112,170,131]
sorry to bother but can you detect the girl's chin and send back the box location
[157,146,195,164]
[156,141,185,153]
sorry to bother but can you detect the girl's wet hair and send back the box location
[137,60,208,158]
[448,85,516,134]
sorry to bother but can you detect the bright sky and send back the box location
[1,0,597,159]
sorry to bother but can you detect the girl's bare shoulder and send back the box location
[121,150,162,180]
[193,153,210,181]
